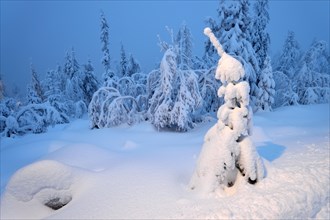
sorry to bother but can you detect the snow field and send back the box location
[0,104,329,219]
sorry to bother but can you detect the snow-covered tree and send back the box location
[27,63,45,104]
[63,48,82,102]
[44,69,63,102]
[3,115,19,137]
[273,71,298,108]
[63,48,80,80]
[88,87,143,129]
[127,72,148,112]
[126,54,141,77]
[43,68,69,118]
[204,0,260,112]
[0,97,19,135]
[80,59,99,105]
[196,67,222,115]
[176,23,193,70]
[295,40,329,104]
[256,56,275,111]
[16,103,69,134]
[148,42,201,131]
[251,0,270,70]
[100,11,117,88]
[275,31,301,78]
[119,43,128,77]
[117,77,134,97]
[65,77,83,104]
[100,10,111,74]
[203,17,221,68]
[62,48,89,117]
[190,28,264,193]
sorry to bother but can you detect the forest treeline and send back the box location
[0,0,329,137]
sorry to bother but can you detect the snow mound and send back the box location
[6,160,73,203]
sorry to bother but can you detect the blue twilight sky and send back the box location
[1,0,329,94]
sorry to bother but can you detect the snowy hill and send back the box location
[1,104,329,219]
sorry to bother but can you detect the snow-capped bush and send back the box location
[3,116,19,137]
[16,103,69,134]
[0,98,21,135]
[190,28,264,194]
[88,87,143,129]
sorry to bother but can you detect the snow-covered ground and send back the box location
[1,104,329,219]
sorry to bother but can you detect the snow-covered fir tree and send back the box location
[100,10,111,75]
[119,43,128,77]
[63,48,80,80]
[148,33,202,131]
[295,40,329,104]
[44,69,63,103]
[126,54,141,77]
[275,31,301,78]
[256,56,275,111]
[62,48,88,117]
[80,59,99,105]
[196,67,222,116]
[100,11,117,88]
[273,70,298,108]
[251,0,270,70]
[203,0,260,112]
[27,63,45,104]
[43,68,69,121]
[0,79,12,134]
[64,49,83,103]
[89,41,146,128]
[190,28,264,193]
[176,23,193,70]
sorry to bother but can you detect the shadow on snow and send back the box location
[257,142,286,162]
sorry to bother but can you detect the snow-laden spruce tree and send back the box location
[256,56,275,111]
[203,0,260,112]
[100,11,117,88]
[175,23,193,70]
[147,33,201,131]
[44,68,69,119]
[190,28,264,193]
[273,70,298,108]
[196,67,222,116]
[27,63,45,104]
[119,43,128,77]
[126,54,141,77]
[295,40,329,104]
[251,0,270,70]
[100,11,111,75]
[80,59,99,105]
[275,31,301,78]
